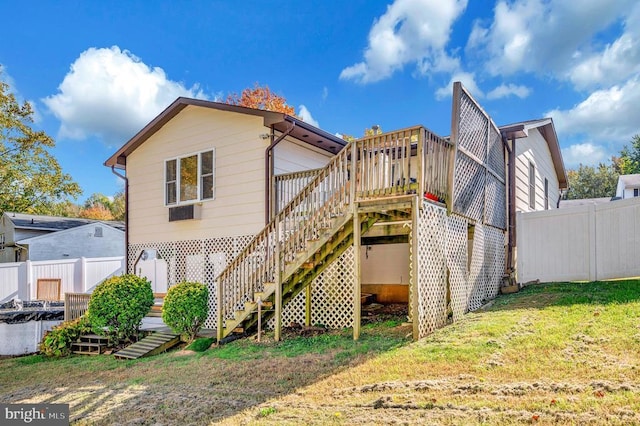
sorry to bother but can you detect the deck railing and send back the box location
[64,292,91,321]
[274,168,322,214]
[217,126,452,338]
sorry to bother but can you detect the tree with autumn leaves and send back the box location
[226,83,295,115]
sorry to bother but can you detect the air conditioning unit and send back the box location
[168,204,201,222]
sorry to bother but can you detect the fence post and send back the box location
[81,257,87,293]
[589,203,597,281]
[25,260,32,301]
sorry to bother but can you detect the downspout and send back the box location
[264,120,296,224]
[111,166,129,273]
[503,135,516,276]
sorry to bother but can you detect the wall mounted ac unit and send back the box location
[168,204,201,222]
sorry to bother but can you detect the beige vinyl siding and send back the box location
[514,128,560,212]
[274,137,334,174]
[127,106,269,243]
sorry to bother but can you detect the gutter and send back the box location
[264,120,296,224]
[111,166,129,273]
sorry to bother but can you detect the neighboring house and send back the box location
[0,212,125,262]
[500,118,568,213]
[104,84,541,342]
[615,174,640,199]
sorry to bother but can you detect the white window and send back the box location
[529,162,536,210]
[165,149,215,206]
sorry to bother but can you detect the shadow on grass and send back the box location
[487,279,640,312]
[0,319,412,425]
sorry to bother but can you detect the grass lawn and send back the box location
[1,280,639,425]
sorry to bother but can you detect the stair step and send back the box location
[114,332,180,360]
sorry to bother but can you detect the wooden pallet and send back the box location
[114,332,180,360]
[71,334,109,356]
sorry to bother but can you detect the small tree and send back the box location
[87,274,154,343]
[162,281,209,342]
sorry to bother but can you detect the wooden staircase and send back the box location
[71,334,109,355]
[217,127,451,342]
[114,332,180,360]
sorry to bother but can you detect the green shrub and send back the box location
[186,337,214,352]
[87,274,154,343]
[162,281,209,342]
[40,316,92,357]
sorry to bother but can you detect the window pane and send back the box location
[201,150,213,175]
[166,159,176,181]
[201,175,213,200]
[180,155,198,202]
[167,182,176,204]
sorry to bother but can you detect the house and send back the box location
[500,118,568,212]
[0,212,125,262]
[105,83,543,342]
[615,174,640,199]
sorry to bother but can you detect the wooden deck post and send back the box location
[274,219,282,342]
[411,195,420,341]
[353,204,361,341]
[305,285,312,326]
[216,279,223,343]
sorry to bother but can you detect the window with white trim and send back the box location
[634,188,639,197]
[529,162,536,210]
[165,149,215,206]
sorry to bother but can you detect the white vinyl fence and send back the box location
[517,198,640,283]
[0,257,124,302]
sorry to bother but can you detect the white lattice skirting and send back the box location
[418,200,505,338]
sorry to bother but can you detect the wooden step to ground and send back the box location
[71,334,110,356]
[114,332,180,360]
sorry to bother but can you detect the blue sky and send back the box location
[1,0,638,202]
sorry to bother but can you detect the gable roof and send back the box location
[104,97,347,169]
[3,212,125,232]
[499,118,568,190]
[17,221,124,245]
[618,174,640,188]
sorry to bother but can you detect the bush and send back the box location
[40,316,92,357]
[186,337,214,352]
[87,274,154,343]
[162,281,209,342]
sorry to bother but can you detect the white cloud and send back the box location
[467,0,636,82]
[546,77,640,143]
[322,86,328,101]
[298,105,319,127]
[435,72,483,100]
[340,0,468,84]
[568,4,640,89]
[561,142,608,167]
[486,83,531,100]
[43,46,208,144]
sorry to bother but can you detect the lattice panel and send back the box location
[484,172,507,229]
[486,124,505,178]
[417,202,448,338]
[128,235,253,329]
[467,224,486,312]
[269,246,355,330]
[452,151,485,222]
[445,214,468,322]
[483,226,505,300]
[458,90,488,162]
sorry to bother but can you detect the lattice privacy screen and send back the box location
[417,201,505,338]
[268,246,355,330]
[451,82,506,229]
[128,235,253,329]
